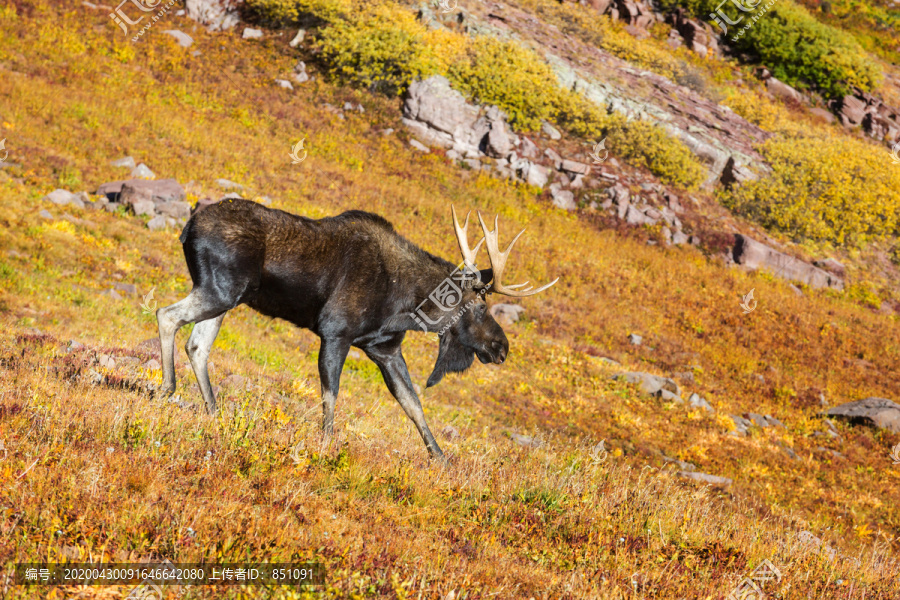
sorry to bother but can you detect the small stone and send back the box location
[110,156,136,169]
[131,163,155,179]
[44,189,83,208]
[677,471,732,487]
[156,201,192,219]
[550,188,576,211]
[509,432,542,448]
[220,192,243,201]
[142,359,161,370]
[520,136,539,159]
[130,199,155,216]
[216,179,243,191]
[656,389,681,402]
[544,148,563,168]
[441,424,460,440]
[628,333,642,346]
[541,121,562,140]
[662,456,696,471]
[98,354,116,369]
[147,215,167,230]
[672,231,690,246]
[490,303,525,327]
[409,139,430,153]
[39,209,54,220]
[729,414,752,436]
[688,393,714,413]
[242,28,263,40]
[221,373,247,388]
[524,163,549,188]
[289,29,306,47]
[114,282,138,296]
[275,79,294,90]
[560,159,590,176]
[163,30,193,48]
[613,372,679,396]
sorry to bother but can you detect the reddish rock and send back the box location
[766,77,806,104]
[97,179,186,204]
[733,234,843,290]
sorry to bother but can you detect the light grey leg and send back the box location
[185,314,226,414]
[156,290,225,398]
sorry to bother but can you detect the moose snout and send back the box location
[491,340,507,364]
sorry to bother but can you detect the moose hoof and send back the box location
[152,384,176,399]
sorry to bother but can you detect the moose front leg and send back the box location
[318,337,350,437]
[364,341,445,461]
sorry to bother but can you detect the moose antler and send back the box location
[451,205,485,269]
[476,212,559,297]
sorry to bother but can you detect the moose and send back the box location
[156,199,557,459]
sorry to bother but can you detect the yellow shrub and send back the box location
[249,0,706,186]
[246,0,353,24]
[719,87,793,133]
[599,22,682,81]
[421,29,469,75]
[721,130,900,245]
[314,3,437,95]
[606,119,706,189]
[447,37,559,131]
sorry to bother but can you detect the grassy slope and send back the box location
[1,1,900,597]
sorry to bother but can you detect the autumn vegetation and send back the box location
[1,0,900,598]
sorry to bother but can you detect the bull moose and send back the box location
[156,200,557,459]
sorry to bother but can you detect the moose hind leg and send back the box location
[156,290,229,398]
[186,314,226,414]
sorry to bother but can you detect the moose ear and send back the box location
[426,328,475,388]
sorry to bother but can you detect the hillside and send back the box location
[2,0,900,597]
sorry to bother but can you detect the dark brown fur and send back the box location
[157,199,510,459]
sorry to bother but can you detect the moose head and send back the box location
[425,206,559,388]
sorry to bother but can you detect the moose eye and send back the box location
[474,303,487,316]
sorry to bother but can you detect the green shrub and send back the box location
[659,0,880,98]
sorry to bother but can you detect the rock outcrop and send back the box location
[830,87,900,144]
[93,179,190,229]
[732,234,844,290]
[826,398,900,434]
[668,9,719,56]
[185,0,242,31]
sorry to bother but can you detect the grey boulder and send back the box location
[733,234,843,290]
[163,30,194,48]
[490,303,525,327]
[97,179,186,204]
[826,398,900,433]
[614,372,679,396]
[185,0,242,31]
[43,189,84,209]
